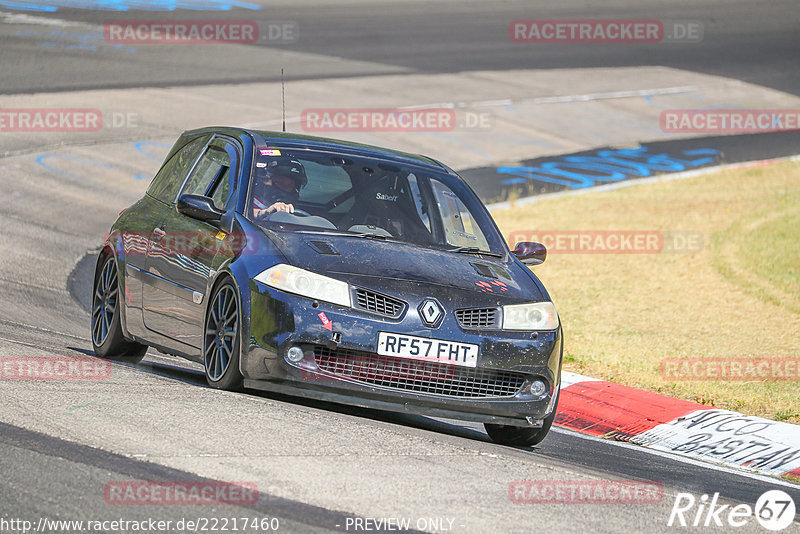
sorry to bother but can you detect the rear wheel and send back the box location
[484,388,560,447]
[91,255,147,363]
[203,280,243,390]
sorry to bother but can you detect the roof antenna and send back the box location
[281,68,286,133]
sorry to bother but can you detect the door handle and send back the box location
[152,227,166,241]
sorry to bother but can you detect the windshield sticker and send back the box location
[260,149,281,156]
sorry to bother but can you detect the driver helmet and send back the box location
[268,157,307,191]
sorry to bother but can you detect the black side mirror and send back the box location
[177,194,224,223]
[513,241,547,265]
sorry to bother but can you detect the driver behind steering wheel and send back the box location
[252,157,307,219]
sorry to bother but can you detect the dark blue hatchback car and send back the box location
[92,127,563,446]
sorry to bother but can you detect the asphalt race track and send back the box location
[1,1,799,533]
[1,0,798,96]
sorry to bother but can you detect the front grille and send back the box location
[455,307,500,329]
[354,288,405,318]
[313,346,525,398]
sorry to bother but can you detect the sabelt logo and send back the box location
[375,193,398,202]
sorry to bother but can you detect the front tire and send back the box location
[484,388,560,447]
[91,255,147,363]
[203,280,243,390]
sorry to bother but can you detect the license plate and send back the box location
[376,332,478,368]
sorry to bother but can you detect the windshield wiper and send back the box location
[447,246,503,258]
[295,229,390,240]
[348,232,389,240]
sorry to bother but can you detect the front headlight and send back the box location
[254,264,351,307]
[502,301,559,330]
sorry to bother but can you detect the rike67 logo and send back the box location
[668,490,796,530]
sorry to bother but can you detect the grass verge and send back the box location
[491,159,800,424]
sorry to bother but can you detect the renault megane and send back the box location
[91,127,563,446]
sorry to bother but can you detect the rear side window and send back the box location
[181,138,239,210]
[146,136,208,204]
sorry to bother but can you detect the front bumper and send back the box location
[243,280,563,427]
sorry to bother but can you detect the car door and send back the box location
[142,136,240,349]
[123,134,209,338]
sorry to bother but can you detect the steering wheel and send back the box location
[261,208,311,221]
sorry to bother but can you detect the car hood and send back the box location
[261,229,545,302]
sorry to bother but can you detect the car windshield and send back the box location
[247,147,502,255]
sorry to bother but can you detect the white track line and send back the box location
[0,10,89,28]
[399,86,699,110]
[242,85,699,128]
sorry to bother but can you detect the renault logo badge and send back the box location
[418,298,444,328]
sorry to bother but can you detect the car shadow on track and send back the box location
[113,351,498,446]
[71,252,534,452]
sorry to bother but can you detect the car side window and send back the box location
[181,139,239,210]
[146,136,208,205]
[208,167,230,209]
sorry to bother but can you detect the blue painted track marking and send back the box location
[36,141,171,183]
[135,141,171,161]
[498,146,720,189]
[36,154,115,184]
